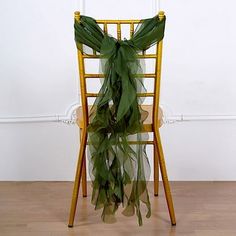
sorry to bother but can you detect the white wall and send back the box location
[0,123,79,180]
[161,0,236,115]
[0,0,236,180]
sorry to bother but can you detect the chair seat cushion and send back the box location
[76,105,163,131]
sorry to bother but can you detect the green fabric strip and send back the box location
[74,14,166,226]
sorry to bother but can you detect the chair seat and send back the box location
[76,105,163,132]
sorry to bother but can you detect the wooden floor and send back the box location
[0,181,236,236]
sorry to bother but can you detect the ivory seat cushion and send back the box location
[76,105,163,131]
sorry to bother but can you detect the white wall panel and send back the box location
[0,0,236,180]
[0,0,79,117]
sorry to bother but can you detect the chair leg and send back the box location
[68,128,87,227]
[80,128,87,197]
[154,128,176,226]
[154,140,159,196]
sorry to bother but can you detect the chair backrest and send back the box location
[74,11,165,131]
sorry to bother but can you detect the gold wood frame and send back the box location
[68,11,176,227]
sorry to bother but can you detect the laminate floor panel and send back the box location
[0,181,236,236]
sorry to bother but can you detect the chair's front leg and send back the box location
[68,128,87,227]
[154,128,176,226]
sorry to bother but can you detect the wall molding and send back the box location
[0,102,79,124]
[1,101,236,124]
[164,114,236,124]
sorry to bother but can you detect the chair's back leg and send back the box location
[154,140,160,196]
[80,128,87,197]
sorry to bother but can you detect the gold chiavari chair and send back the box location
[68,10,176,227]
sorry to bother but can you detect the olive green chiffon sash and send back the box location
[74,14,165,226]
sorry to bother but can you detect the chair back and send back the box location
[74,11,165,131]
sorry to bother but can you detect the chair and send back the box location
[68,10,176,227]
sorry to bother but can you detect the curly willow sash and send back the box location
[74,14,166,226]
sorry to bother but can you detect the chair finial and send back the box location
[74,11,81,21]
[158,11,165,20]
